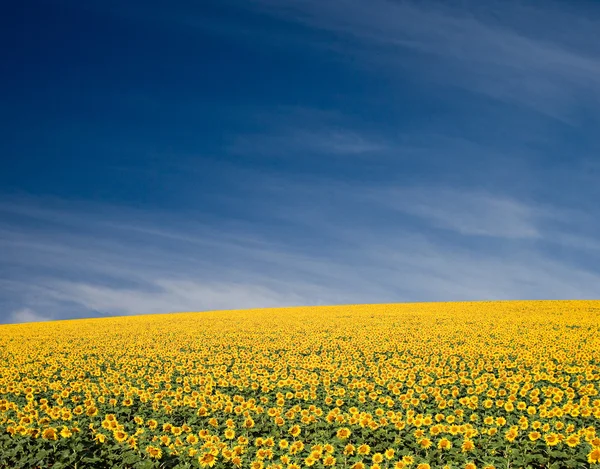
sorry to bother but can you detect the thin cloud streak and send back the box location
[380,188,543,239]
[226,109,389,157]
[246,0,600,118]
[2,182,600,323]
[230,128,386,157]
[9,308,50,324]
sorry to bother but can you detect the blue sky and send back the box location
[2,0,600,323]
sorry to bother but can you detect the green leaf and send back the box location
[123,453,140,464]
[135,459,156,469]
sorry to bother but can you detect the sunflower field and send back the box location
[1,300,600,469]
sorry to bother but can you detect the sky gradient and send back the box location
[2,0,600,323]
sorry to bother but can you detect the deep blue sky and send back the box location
[2,0,600,323]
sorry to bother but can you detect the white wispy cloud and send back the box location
[245,0,600,119]
[230,128,386,156]
[1,178,599,323]
[44,280,314,316]
[10,308,51,324]
[382,188,544,239]
[60,1,600,120]
[227,107,387,157]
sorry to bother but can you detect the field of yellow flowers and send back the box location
[1,300,600,469]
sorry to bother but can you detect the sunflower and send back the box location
[589,437,600,447]
[505,428,518,442]
[438,438,452,450]
[172,426,183,436]
[565,434,580,447]
[146,446,162,459]
[42,428,58,441]
[199,452,217,468]
[127,436,137,449]
[289,425,301,437]
[357,444,371,455]
[419,438,432,449]
[544,433,560,446]
[279,439,289,449]
[461,439,475,452]
[114,430,128,443]
[273,416,285,426]
[588,448,600,464]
